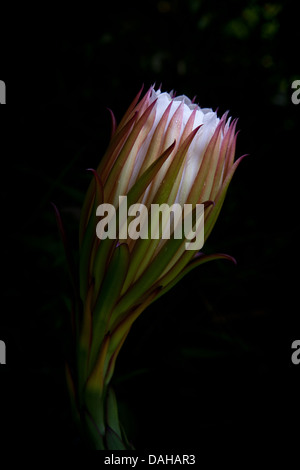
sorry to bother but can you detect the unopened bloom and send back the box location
[68,85,244,449]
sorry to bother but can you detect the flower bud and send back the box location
[73,85,245,449]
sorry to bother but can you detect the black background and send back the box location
[0,0,299,454]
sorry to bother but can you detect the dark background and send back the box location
[0,0,299,453]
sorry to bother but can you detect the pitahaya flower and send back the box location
[62,85,245,449]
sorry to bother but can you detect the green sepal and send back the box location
[91,140,176,301]
[152,125,201,206]
[79,170,103,302]
[125,139,176,209]
[107,287,161,375]
[157,252,237,300]
[84,406,106,450]
[106,387,122,439]
[104,100,157,198]
[112,205,200,317]
[123,127,201,290]
[204,154,246,240]
[89,243,130,372]
[105,427,128,450]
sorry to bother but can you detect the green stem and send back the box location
[83,386,131,450]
